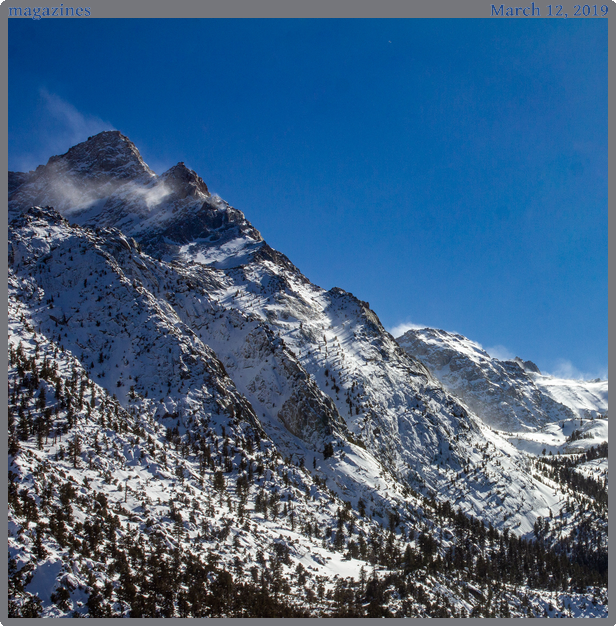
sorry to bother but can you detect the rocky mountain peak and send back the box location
[513,356,541,374]
[160,161,210,199]
[397,327,575,430]
[42,130,155,182]
[8,131,156,216]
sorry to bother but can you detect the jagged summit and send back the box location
[160,161,210,198]
[513,356,541,374]
[8,131,155,216]
[8,132,265,265]
[46,130,155,181]
[9,130,155,188]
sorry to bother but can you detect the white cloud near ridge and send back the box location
[11,90,114,172]
[388,321,430,338]
[484,344,515,361]
[546,359,608,381]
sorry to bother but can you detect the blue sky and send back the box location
[8,19,608,379]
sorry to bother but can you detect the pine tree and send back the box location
[68,435,82,468]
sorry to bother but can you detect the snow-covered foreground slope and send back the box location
[7,132,608,618]
[7,298,608,617]
[7,286,393,617]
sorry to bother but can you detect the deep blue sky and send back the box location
[8,19,608,379]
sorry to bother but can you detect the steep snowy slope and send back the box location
[530,373,607,420]
[8,299,607,618]
[7,283,394,617]
[8,207,261,435]
[395,327,587,432]
[9,207,427,536]
[8,206,356,452]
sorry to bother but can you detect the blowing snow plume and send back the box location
[389,320,430,337]
[10,90,115,173]
[8,130,171,222]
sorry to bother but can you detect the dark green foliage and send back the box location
[8,552,43,617]
[6,330,607,618]
[536,447,608,506]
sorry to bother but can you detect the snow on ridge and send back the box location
[531,372,608,419]
[396,327,585,432]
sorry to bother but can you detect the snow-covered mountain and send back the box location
[7,132,608,618]
[396,327,607,432]
[8,131,261,261]
[8,132,571,531]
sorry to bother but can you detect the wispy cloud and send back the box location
[128,181,172,208]
[484,344,515,361]
[388,320,430,338]
[11,89,114,172]
[55,178,172,215]
[40,88,113,147]
[546,359,608,381]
